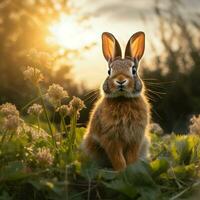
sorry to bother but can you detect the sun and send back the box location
[47,14,95,50]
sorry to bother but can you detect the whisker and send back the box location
[89,95,99,104]
[146,95,157,102]
[145,84,167,90]
[146,88,166,94]
[149,90,166,95]
[143,78,158,81]
[143,80,176,85]
[84,91,99,102]
[84,89,99,97]
[145,91,160,102]
[146,89,164,99]
[144,81,175,94]
[152,108,163,120]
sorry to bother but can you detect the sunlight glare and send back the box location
[47,14,95,50]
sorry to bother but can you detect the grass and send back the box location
[0,127,200,200]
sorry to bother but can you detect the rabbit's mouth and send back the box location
[104,88,142,98]
[102,78,142,98]
[113,88,141,98]
[112,91,141,98]
[118,85,125,92]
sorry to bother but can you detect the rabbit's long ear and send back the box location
[125,32,145,61]
[102,32,122,62]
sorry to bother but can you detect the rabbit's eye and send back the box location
[132,67,137,75]
[108,69,111,75]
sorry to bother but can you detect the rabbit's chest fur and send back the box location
[94,96,149,145]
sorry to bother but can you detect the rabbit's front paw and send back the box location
[103,141,126,171]
[125,144,139,165]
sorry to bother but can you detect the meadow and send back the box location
[0,65,200,200]
[1,0,200,199]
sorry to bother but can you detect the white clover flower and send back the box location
[0,103,22,133]
[69,96,86,112]
[46,84,68,106]
[149,122,164,136]
[36,147,54,166]
[27,104,43,116]
[3,114,21,131]
[22,124,49,140]
[189,115,200,135]
[56,104,73,117]
[0,102,19,117]
[23,66,44,84]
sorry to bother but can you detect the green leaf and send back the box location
[103,160,161,200]
[168,164,196,180]
[171,135,194,165]
[103,179,137,198]
[80,160,99,180]
[0,161,32,182]
[98,169,119,180]
[28,179,68,198]
[0,191,12,200]
[150,158,169,177]
[75,127,86,145]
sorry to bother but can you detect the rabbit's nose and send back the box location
[115,79,128,86]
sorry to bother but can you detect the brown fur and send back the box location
[81,32,151,171]
[82,95,150,170]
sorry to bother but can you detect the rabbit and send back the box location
[81,31,151,171]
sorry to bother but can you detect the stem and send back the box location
[87,176,91,200]
[60,113,68,138]
[65,165,69,200]
[52,109,56,124]
[37,116,40,133]
[58,102,68,140]
[37,85,57,148]
[20,96,42,112]
[1,131,7,144]
[170,181,200,200]
[8,131,14,142]
[70,110,77,150]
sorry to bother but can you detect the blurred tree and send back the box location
[143,0,200,133]
[0,0,87,108]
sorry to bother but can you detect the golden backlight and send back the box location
[47,14,95,50]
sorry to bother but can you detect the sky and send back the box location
[53,0,200,89]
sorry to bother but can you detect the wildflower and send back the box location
[27,104,43,116]
[46,84,68,106]
[23,66,44,84]
[21,123,49,140]
[36,147,54,166]
[0,102,19,117]
[3,115,20,131]
[189,115,200,135]
[69,96,86,112]
[51,132,63,145]
[56,96,85,119]
[56,104,73,116]
[149,122,164,136]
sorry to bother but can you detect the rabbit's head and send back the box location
[102,32,145,98]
